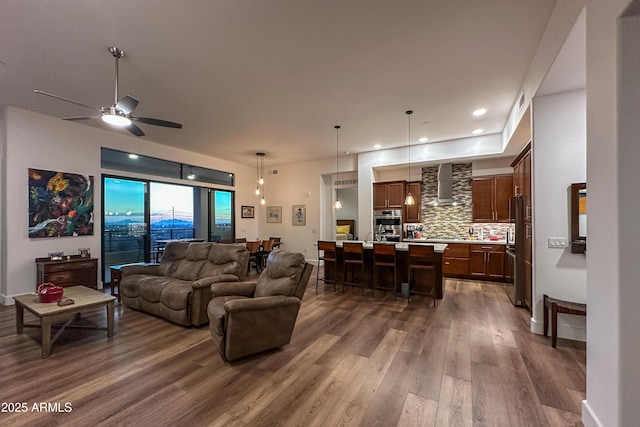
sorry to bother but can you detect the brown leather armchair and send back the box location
[207,249,312,361]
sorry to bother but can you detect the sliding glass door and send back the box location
[210,189,234,242]
[103,177,148,282]
[102,175,235,282]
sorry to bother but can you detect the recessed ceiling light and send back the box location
[128,154,138,159]
[472,128,484,135]
[373,144,382,149]
[472,108,487,117]
[418,137,428,143]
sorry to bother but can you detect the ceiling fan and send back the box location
[34,46,182,137]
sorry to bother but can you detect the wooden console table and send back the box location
[35,256,98,289]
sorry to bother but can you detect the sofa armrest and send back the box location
[210,281,257,298]
[120,264,160,277]
[194,274,241,289]
[224,295,300,313]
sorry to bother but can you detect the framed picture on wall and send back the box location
[241,205,255,218]
[292,205,306,226]
[266,206,282,223]
[28,168,94,238]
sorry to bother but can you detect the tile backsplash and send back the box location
[414,163,511,240]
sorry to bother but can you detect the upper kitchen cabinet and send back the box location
[373,181,406,209]
[404,181,421,223]
[512,142,532,222]
[471,175,513,222]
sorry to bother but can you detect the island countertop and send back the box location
[403,238,507,245]
[332,240,448,253]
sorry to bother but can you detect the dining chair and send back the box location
[245,241,262,274]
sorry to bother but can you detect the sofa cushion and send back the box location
[160,280,195,310]
[158,242,190,277]
[208,296,250,336]
[254,250,305,297]
[200,244,247,279]
[173,243,210,281]
[138,276,173,302]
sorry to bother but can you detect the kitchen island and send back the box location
[322,241,448,299]
[404,238,508,281]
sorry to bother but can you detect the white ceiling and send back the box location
[0,1,558,168]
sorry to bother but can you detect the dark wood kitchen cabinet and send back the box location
[472,175,513,222]
[35,256,98,289]
[512,141,533,310]
[403,181,421,223]
[373,181,406,209]
[442,243,470,277]
[469,244,505,279]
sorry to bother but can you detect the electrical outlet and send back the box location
[548,237,568,248]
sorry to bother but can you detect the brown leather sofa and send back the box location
[208,249,312,361]
[120,241,249,327]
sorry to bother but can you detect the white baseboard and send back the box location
[582,400,603,427]
[530,316,586,342]
[1,294,16,306]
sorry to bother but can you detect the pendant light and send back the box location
[334,125,343,209]
[404,110,416,205]
[256,152,266,205]
[255,153,261,195]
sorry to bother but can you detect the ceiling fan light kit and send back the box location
[101,107,131,127]
[34,46,182,137]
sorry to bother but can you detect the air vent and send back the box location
[336,178,357,186]
[268,169,278,175]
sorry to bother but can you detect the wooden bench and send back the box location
[543,294,587,348]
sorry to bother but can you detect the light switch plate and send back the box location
[548,237,569,248]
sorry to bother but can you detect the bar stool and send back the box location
[407,244,436,306]
[343,242,366,295]
[316,241,338,293]
[234,237,247,244]
[373,243,398,300]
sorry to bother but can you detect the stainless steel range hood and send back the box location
[426,163,465,206]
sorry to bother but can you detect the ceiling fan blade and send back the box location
[115,95,139,114]
[126,123,145,137]
[34,90,100,112]
[63,116,97,121]
[132,116,182,129]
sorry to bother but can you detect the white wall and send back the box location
[1,106,257,304]
[584,0,640,425]
[531,89,587,340]
[255,155,349,262]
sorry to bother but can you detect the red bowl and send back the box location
[38,288,64,303]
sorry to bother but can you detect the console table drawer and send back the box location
[35,257,98,289]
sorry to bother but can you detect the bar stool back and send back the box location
[316,241,338,293]
[343,242,365,295]
[373,243,398,300]
[407,244,436,306]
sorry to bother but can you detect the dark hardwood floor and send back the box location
[0,272,586,426]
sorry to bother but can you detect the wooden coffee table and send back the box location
[14,286,116,358]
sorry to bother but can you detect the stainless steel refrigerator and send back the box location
[506,196,525,306]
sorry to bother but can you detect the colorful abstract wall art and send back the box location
[28,168,94,237]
